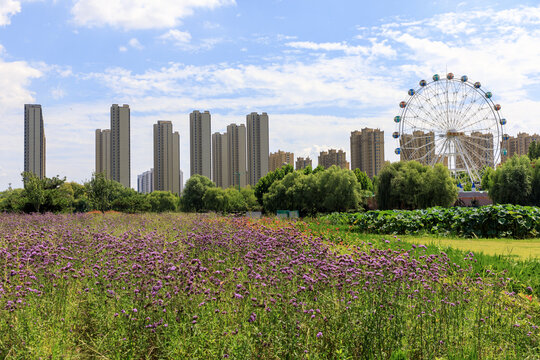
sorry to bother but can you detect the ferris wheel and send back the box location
[393,72,508,185]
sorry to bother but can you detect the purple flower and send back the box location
[316,332,323,338]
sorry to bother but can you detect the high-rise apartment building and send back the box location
[318,149,349,169]
[95,129,111,178]
[246,112,269,186]
[137,169,153,194]
[400,130,436,165]
[269,150,294,172]
[153,121,180,194]
[24,104,46,178]
[227,123,247,188]
[350,128,384,178]
[212,132,229,188]
[110,104,130,187]
[502,132,540,162]
[296,157,312,170]
[190,110,212,179]
[456,132,494,170]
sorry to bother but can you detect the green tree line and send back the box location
[0,172,179,213]
[482,155,540,206]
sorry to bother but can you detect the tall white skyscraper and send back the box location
[153,120,180,194]
[246,112,269,186]
[137,169,154,194]
[111,104,130,187]
[189,110,211,179]
[24,104,46,178]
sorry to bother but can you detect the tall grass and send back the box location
[0,213,538,359]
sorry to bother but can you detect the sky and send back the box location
[1,0,540,189]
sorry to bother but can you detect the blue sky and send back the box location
[1,0,540,189]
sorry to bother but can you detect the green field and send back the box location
[0,213,538,359]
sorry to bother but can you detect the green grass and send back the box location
[303,221,540,297]
[1,214,539,359]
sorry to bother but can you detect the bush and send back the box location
[490,155,533,205]
[376,161,458,210]
[180,175,215,212]
[322,205,540,238]
[263,166,364,215]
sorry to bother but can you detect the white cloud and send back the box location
[286,41,369,55]
[51,86,65,100]
[0,0,20,26]
[157,29,223,51]
[119,46,127,52]
[158,29,192,45]
[71,0,236,30]
[128,38,144,50]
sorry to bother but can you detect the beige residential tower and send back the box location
[110,104,130,187]
[350,128,384,178]
[190,110,212,179]
[269,150,294,172]
[24,104,46,178]
[246,112,269,185]
[153,121,180,194]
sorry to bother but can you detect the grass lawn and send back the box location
[392,235,540,260]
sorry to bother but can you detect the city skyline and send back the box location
[2,1,540,189]
[13,102,540,191]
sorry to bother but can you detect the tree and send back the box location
[263,171,304,213]
[317,166,363,212]
[147,191,178,212]
[375,161,458,210]
[112,192,151,213]
[85,172,125,212]
[481,167,495,191]
[528,140,539,160]
[420,164,458,208]
[262,166,363,215]
[531,158,540,206]
[353,168,373,192]
[180,175,215,212]
[21,172,45,212]
[0,188,25,212]
[254,164,294,206]
[224,188,248,213]
[240,186,260,211]
[489,155,532,205]
[202,187,227,213]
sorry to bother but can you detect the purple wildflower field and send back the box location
[0,213,538,359]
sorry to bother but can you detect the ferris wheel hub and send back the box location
[446,131,465,138]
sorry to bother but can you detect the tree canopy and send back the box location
[375,161,458,210]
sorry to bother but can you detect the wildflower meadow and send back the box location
[0,213,538,359]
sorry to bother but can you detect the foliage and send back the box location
[376,161,458,210]
[202,187,259,213]
[180,175,215,212]
[0,188,25,212]
[353,168,373,192]
[85,172,127,212]
[254,164,294,205]
[528,140,540,160]
[147,191,178,212]
[0,213,537,359]
[531,159,540,206]
[263,166,364,215]
[490,155,533,205]
[322,204,540,238]
[481,166,495,191]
